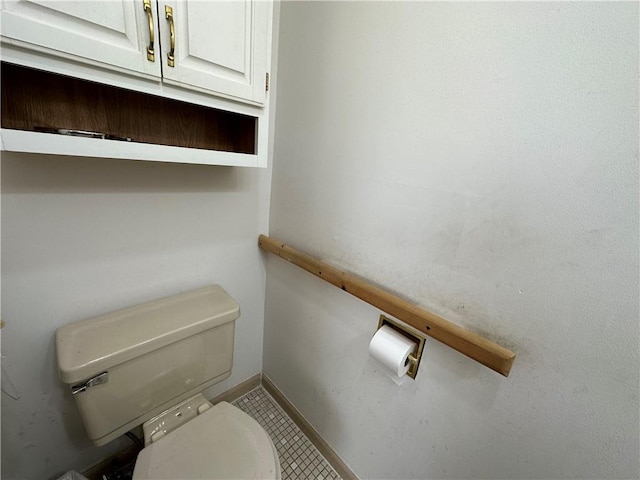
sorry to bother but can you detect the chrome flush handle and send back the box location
[71,372,109,395]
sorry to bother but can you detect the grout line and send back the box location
[261,376,359,480]
[232,385,344,480]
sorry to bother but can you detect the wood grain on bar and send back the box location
[259,234,515,377]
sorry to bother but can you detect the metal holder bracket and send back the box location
[378,314,426,379]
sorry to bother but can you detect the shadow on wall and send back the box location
[1,153,248,194]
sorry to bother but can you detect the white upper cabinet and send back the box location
[1,0,271,106]
[158,1,269,105]
[0,0,274,167]
[0,0,162,77]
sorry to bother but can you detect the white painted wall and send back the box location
[265,2,638,479]
[1,155,272,479]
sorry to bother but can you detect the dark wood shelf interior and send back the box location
[1,62,257,154]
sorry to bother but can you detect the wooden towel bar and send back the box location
[259,234,516,377]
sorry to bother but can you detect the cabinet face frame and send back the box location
[0,57,271,167]
[1,62,258,154]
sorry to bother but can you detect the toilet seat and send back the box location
[132,401,281,480]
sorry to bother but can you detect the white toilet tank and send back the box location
[56,285,239,446]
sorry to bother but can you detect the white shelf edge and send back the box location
[0,129,262,168]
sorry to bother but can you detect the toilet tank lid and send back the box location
[56,285,240,384]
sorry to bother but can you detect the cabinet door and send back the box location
[1,0,161,77]
[158,0,270,105]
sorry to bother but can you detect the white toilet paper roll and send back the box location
[369,324,417,377]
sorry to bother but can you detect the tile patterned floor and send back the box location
[232,386,342,480]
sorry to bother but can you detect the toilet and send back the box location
[55,285,281,480]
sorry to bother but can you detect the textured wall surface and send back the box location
[1,155,272,479]
[265,2,639,479]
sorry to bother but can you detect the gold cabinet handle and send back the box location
[165,5,175,67]
[143,0,155,62]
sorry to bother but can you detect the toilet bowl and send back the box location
[56,285,280,479]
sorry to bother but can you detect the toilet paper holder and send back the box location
[377,314,426,379]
